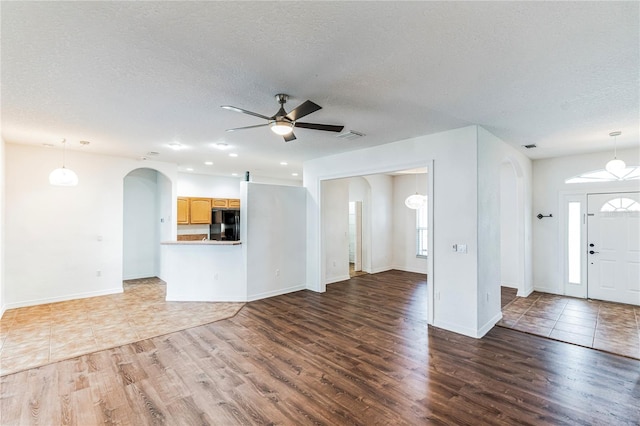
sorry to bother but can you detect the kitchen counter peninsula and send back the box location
[160,240,245,302]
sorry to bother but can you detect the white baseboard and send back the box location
[4,287,124,310]
[478,311,503,338]
[432,318,479,339]
[0,303,6,319]
[533,285,561,296]
[324,275,350,285]
[391,264,428,274]
[370,266,393,274]
[123,273,157,281]
[247,284,306,302]
[518,286,534,297]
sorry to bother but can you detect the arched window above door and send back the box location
[565,166,640,184]
[600,197,640,212]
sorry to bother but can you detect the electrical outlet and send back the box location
[276,269,280,277]
[332,260,336,267]
[96,270,102,277]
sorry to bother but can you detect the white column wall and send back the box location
[532,147,640,294]
[392,174,428,274]
[4,143,177,308]
[0,138,5,317]
[321,179,350,284]
[305,126,482,337]
[363,174,394,273]
[243,182,307,301]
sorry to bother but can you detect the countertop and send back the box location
[161,240,242,246]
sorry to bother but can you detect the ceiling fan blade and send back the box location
[295,122,344,132]
[286,100,322,121]
[221,105,272,121]
[226,123,270,132]
[284,132,297,142]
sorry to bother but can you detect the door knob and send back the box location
[589,250,599,254]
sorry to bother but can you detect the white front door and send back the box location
[587,192,640,305]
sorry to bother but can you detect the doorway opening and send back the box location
[348,201,366,277]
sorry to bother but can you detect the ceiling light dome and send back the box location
[270,120,293,136]
[49,167,79,186]
[605,158,627,175]
[405,194,427,209]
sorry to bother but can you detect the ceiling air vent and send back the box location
[336,130,365,140]
[523,144,537,149]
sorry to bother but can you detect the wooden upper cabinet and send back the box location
[228,198,240,208]
[177,197,190,224]
[212,198,229,208]
[189,198,212,224]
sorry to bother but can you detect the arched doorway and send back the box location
[123,168,173,280]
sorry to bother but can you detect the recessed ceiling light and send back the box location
[42,143,54,148]
[229,153,238,157]
[147,151,159,156]
[214,142,229,150]
[292,172,299,177]
[204,161,213,166]
[185,167,194,172]
[79,140,90,146]
[231,173,239,176]
[280,161,288,166]
[169,142,183,150]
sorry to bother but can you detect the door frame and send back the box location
[560,188,639,299]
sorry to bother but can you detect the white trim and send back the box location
[432,319,479,339]
[247,284,306,302]
[324,275,351,285]
[478,311,503,338]
[4,287,124,310]
[391,265,428,274]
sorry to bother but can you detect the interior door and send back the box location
[587,192,640,305]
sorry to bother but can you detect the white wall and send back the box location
[532,147,640,294]
[123,168,159,280]
[305,126,481,337]
[348,177,371,272]
[321,179,350,284]
[500,163,519,288]
[243,182,307,301]
[4,144,177,308]
[363,174,394,273]
[392,174,428,274]
[177,172,241,198]
[0,138,5,317]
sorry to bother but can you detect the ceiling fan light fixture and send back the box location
[270,121,294,136]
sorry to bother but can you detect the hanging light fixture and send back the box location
[405,172,426,209]
[49,139,78,186]
[605,131,626,177]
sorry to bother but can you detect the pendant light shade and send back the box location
[49,167,79,186]
[405,172,426,209]
[605,131,626,178]
[405,193,427,209]
[49,139,78,186]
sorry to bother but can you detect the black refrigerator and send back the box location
[210,209,240,241]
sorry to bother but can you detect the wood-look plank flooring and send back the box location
[2,270,639,425]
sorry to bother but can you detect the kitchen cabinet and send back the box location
[177,197,190,224]
[212,198,229,208]
[189,198,212,224]
[177,197,241,224]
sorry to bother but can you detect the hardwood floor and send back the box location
[2,271,639,425]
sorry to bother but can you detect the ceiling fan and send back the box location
[221,94,344,142]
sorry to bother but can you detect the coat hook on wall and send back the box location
[537,213,553,219]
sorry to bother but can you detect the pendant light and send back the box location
[405,173,426,209]
[49,139,78,186]
[605,131,626,177]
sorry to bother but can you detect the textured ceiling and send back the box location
[2,2,638,181]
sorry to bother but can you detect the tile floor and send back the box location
[0,277,244,376]
[498,291,640,360]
